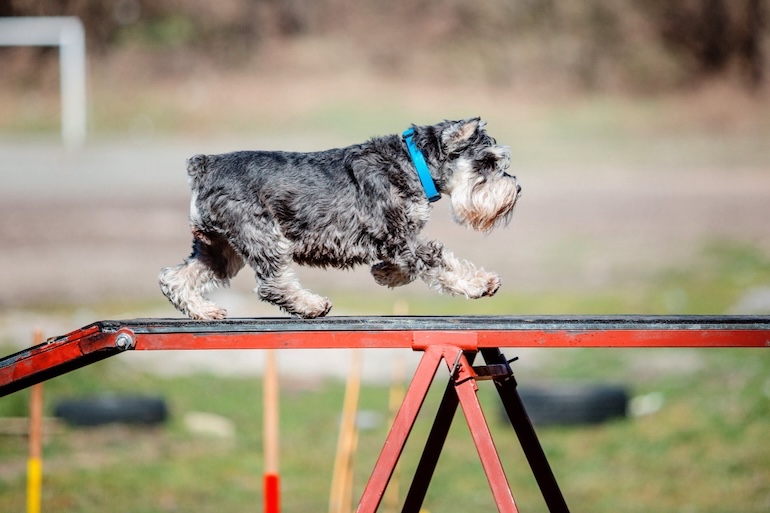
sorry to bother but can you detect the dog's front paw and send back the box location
[465,270,501,299]
[480,271,501,297]
[188,302,228,320]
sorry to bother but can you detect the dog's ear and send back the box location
[441,118,481,151]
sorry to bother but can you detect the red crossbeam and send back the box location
[125,328,768,351]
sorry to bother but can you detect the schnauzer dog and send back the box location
[159,118,521,319]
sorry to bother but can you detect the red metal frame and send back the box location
[357,344,570,513]
[116,328,768,350]
[3,316,767,398]
[356,343,521,513]
[1,316,768,512]
[0,316,770,396]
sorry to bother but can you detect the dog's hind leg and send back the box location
[234,220,332,318]
[159,233,244,320]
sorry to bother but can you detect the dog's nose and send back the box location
[516,183,522,195]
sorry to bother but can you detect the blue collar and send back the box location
[403,127,440,202]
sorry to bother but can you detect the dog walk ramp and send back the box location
[1,315,768,398]
[1,315,768,513]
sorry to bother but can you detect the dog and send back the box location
[159,117,521,319]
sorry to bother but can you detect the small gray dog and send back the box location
[159,118,521,319]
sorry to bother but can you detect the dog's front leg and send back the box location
[371,261,416,288]
[430,250,501,298]
[410,240,501,298]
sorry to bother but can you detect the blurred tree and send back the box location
[0,0,766,91]
[642,0,766,88]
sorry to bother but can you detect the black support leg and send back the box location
[480,348,570,513]
[400,351,477,513]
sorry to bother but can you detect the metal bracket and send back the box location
[114,332,135,350]
[452,351,518,386]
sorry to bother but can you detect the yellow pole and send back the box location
[27,329,44,513]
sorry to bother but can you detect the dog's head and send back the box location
[418,118,521,232]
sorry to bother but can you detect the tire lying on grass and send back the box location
[53,395,168,427]
[510,383,629,427]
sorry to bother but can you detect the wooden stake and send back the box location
[263,350,280,513]
[383,355,406,513]
[329,350,362,513]
[27,329,44,513]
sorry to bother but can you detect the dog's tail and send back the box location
[186,154,209,188]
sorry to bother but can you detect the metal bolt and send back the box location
[115,333,133,349]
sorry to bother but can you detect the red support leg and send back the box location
[449,350,519,513]
[358,345,521,513]
[400,351,477,513]
[355,344,444,513]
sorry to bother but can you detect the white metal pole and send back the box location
[0,17,87,149]
[59,18,87,150]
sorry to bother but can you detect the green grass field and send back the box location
[0,344,768,513]
[1,240,769,513]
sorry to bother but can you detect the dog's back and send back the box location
[186,149,352,188]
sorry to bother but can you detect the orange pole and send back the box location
[27,329,44,513]
[263,350,280,513]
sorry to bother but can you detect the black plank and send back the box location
[86,315,770,336]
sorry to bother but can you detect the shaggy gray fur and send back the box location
[159,118,521,319]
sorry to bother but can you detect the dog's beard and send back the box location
[448,162,520,232]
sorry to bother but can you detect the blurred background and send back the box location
[1,1,769,512]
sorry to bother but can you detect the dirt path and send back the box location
[1,135,768,379]
[2,137,768,309]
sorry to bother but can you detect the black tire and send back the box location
[53,395,168,427]
[508,383,628,427]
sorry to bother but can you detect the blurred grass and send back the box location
[11,237,770,319]
[0,238,769,512]
[329,239,770,317]
[0,344,768,513]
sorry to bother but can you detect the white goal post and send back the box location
[0,17,87,149]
